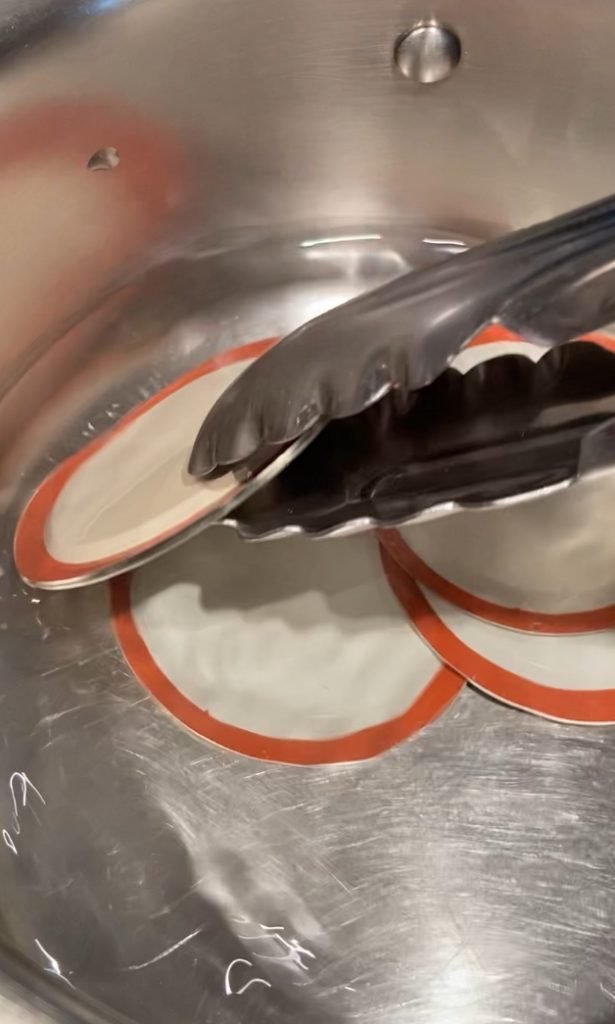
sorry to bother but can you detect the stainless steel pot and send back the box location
[2,2,615,1022]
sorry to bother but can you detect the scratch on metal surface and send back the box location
[254,935,315,971]
[118,746,150,762]
[125,695,149,708]
[38,706,85,728]
[123,927,203,971]
[40,647,117,677]
[9,771,46,823]
[224,958,272,996]
[600,982,615,1002]
[322,866,353,896]
[35,939,75,989]
[47,877,75,895]
[2,829,17,855]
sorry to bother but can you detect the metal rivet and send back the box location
[394,23,461,84]
[87,146,120,171]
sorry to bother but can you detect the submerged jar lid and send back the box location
[14,338,317,590]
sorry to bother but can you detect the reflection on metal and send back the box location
[394,23,462,84]
[422,237,468,252]
[86,0,130,13]
[300,235,382,248]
